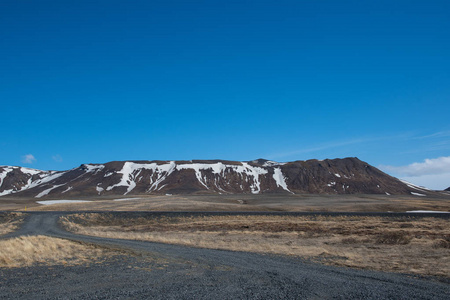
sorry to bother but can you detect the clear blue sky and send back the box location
[1,1,449,188]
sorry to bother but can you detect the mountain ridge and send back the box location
[0,157,441,198]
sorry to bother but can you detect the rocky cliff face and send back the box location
[0,158,435,198]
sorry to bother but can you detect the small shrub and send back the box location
[399,223,414,228]
[433,236,450,249]
[263,234,281,239]
[375,232,411,245]
[433,239,450,249]
[341,237,358,244]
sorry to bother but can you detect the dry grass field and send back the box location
[2,193,449,212]
[0,235,113,268]
[61,213,450,278]
[0,212,24,235]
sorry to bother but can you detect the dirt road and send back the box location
[1,212,449,299]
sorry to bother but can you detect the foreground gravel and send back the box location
[0,212,449,299]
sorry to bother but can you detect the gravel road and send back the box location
[1,212,449,299]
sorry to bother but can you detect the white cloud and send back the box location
[52,154,63,162]
[379,156,450,177]
[400,173,450,191]
[379,156,450,190]
[21,154,36,164]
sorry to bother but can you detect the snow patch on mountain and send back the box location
[0,188,15,196]
[114,197,143,201]
[400,180,431,191]
[239,163,268,194]
[263,161,285,167]
[20,167,42,175]
[106,162,141,194]
[273,167,292,193]
[35,184,66,198]
[83,164,105,173]
[177,162,268,193]
[96,186,104,195]
[62,186,73,194]
[27,171,66,190]
[178,162,226,189]
[147,161,177,192]
[36,200,90,205]
[106,161,177,195]
[406,210,449,213]
[411,192,426,197]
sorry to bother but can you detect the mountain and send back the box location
[0,157,436,198]
[445,187,450,191]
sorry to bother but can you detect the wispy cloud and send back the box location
[268,138,367,159]
[52,154,63,162]
[412,130,450,140]
[21,154,36,164]
[266,134,404,160]
[379,156,450,177]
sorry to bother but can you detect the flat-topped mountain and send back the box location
[0,157,438,198]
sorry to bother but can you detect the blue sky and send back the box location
[1,1,449,189]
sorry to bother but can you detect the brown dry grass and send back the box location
[0,235,112,268]
[28,196,267,212]
[21,194,450,213]
[61,214,450,278]
[0,212,24,235]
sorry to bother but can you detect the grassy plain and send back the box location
[61,213,450,278]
